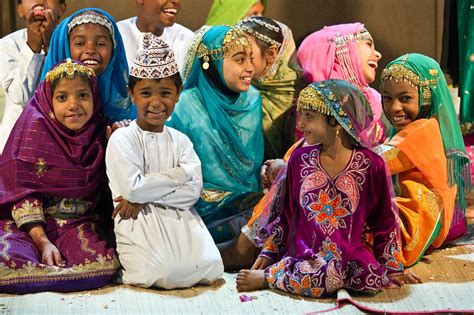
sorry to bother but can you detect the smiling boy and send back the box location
[105,33,223,289]
[118,0,193,75]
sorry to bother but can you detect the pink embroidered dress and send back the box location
[256,80,403,297]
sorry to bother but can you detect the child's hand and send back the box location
[251,256,273,270]
[25,10,44,53]
[39,241,65,267]
[106,120,132,141]
[388,272,422,288]
[112,196,145,220]
[260,159,286,189]
[40,9,59,53]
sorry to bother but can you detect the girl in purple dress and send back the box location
[236,79,421,297]
[0,59,119,294]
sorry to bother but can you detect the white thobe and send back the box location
[0,29,45,153]
[117,17,194,76]
[106,122,223,289]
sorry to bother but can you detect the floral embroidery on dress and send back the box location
[267,258,288,289]
[317,237,342,262]
[289,274,324,297]
[35,158,48,177]
[306,190,350,231]
[380,231,403,272]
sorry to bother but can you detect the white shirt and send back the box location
[0,29,45,153]
[117,17,194,76]
[106,122,223,289]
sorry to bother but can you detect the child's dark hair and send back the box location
[237,16,283,57]
[128,72,183,92]
[50,72,93,94]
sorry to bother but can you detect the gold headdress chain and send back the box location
[197,27,251,70]
[45,58,96,82]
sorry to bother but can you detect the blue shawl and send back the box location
[168,26,264,218]
[41,8,135,122]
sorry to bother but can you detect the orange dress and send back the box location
[383,118,456,266]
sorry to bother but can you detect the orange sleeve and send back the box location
[383,147,415,175]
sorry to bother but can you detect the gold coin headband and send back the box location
[45,58,96,82]
[197,27,251,70]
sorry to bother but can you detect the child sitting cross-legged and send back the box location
[105,33,224,289]
[237,80,421,297]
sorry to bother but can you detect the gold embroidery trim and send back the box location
[11,200,45,228]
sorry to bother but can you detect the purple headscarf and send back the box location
[0,59,107,216]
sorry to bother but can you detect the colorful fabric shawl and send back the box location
[167,26,264,244]
[296,23,388,141]
[0,60,107,216]
[240,19,304,159]
[40,8,135,122]
[381,53,471,211]
[205,0,267,26]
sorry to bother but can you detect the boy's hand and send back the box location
[106,120,132,141]
[40,9,59,53]
[25,10,44,53]
[388,272,422,288]
[112,196,145,220]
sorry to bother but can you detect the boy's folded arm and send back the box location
[156,137,204,210]
[106,133,187,204]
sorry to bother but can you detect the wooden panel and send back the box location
[1,0,444,85]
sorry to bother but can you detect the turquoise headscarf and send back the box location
[170,26,263,195]
[41,8,135,122]
[381,53,471,210]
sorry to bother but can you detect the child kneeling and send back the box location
[237,80,421,297]
[106,34,223,289]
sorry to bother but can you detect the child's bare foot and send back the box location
[236,269,269,292]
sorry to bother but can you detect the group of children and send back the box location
[0,0,471,300]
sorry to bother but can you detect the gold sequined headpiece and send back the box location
[298,81,356,141]
[381,54,439,106]
[45,58,96,82]
[297,85,330,115]
[197,27,251,70]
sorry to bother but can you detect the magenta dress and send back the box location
[258,144,403,297]
[0,60,119,294]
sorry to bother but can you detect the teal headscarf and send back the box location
[168,25,263,197]
[381,53,471,210]
[41,8,135,122]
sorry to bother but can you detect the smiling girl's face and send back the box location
[69,22,113,76]
[222,45,255,93]
[382,78,419,132]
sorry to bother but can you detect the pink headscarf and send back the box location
[296,23,383,123]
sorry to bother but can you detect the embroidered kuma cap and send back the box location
[129,33,179,79]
